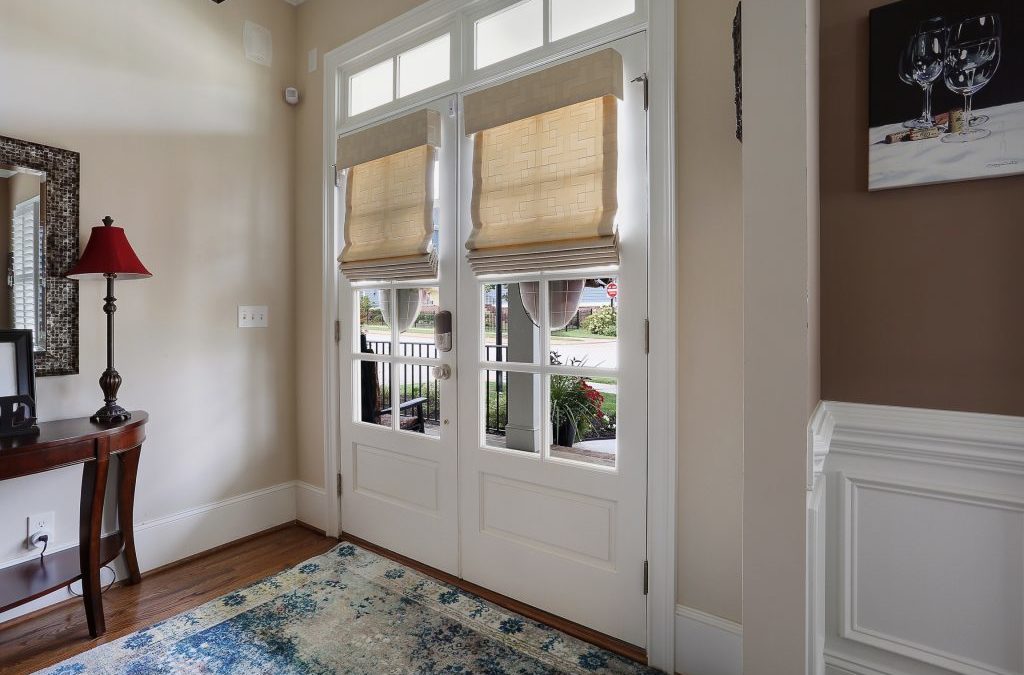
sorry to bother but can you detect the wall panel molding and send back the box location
[823,401,1024,675]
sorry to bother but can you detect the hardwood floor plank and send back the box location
[0,523,335,675]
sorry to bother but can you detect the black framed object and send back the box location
[0,330,39,437]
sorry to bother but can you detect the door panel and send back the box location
[456,33,649,647]
[338,96,460,575]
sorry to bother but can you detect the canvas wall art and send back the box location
[869,0,1024,190]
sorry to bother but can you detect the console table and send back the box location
[0,412,147,637]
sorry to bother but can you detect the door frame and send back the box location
[318,1,677,669]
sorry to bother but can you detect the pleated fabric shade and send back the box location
[462,48,623,276]
[337,109,441,281]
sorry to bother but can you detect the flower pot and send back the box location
[553,420,577,447]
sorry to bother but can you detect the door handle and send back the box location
[432,364,452,380]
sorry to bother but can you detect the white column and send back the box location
[503,284,539,452]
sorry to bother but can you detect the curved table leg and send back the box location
[117,445,143,585]
[80,453,110,638]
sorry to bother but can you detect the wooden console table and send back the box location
[0,412,147,637]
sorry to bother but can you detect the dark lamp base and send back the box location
[91,404,132,425]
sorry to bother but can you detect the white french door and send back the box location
[455,33,649,647]
[338,32,649,648]
[338,95,460,575]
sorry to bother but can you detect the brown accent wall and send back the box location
[821,0,1024,417]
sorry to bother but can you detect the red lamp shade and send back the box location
[66,217,151,280]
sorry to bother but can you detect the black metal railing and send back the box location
[365,338,509,434]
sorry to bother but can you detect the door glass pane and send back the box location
[397,361,441,438]
[483,283,539,364]
[349,59,394,115]
[482,370,539,453]
[398,34,451,97]
[396,287,440,357]
[358,289,391,351]
[549,0,635,41]
[549,374,617,467]
[357,359,391,429]
[548,277,618,369]
[475,0,543,69]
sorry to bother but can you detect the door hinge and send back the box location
[337,473,343,496]
[631,73,649,111]
[334,319,341,343]
[643,560,649,595]
[333,164,341,187]
[644,319,650,354]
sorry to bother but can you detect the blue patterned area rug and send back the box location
[40,543,660,674]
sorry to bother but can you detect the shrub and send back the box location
[581,306,617,336]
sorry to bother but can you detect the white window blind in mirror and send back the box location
[11,196,41,343]
[337,109,440,281]
[462,48,623,275]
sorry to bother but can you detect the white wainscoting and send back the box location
[674,605,743,675]
[822,402,1024,675]
[0,480,304,625]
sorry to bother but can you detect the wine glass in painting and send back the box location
[900,17,947,129]
[942,16,1001,143]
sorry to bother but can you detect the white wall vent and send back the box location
[243,20,272,67]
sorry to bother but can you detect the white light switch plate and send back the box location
[238,305,268,328]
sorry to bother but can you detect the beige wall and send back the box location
[0,0,297,562]
[293,0,427,488]
[675,0,744,624]
[742,0,819,670]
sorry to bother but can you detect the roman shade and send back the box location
[337,109,441,281]
[463,48,623,275]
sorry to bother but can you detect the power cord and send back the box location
[32,533,117,596]
[67,565,117,597]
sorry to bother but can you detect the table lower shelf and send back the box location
[0,533,124,613]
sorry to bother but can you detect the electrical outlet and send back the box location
[26,511,54,550]
[238,305,268,328]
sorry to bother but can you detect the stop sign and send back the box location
[605,282,618,299]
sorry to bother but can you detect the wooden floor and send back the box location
[0,523,647,673]
[0,523,335,675]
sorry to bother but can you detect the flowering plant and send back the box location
[549,351,605,442]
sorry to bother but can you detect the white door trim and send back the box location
[319,2,677,669]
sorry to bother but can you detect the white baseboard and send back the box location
[295,480,327,532]
[675,605,742,675]
[0,480,300,625]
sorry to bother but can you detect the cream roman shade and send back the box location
[463,48,623,275]
[337,109,440,281]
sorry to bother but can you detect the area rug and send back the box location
[39,543,660,674]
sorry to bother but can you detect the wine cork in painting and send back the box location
[948,109,966,133]
[908,127,941,141]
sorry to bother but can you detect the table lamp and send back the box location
[67,216,151,424]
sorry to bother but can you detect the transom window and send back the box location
[348,33,452,117]
[340,0,643,121]
[473,0,637,69]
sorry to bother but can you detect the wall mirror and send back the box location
[0,136,80,376]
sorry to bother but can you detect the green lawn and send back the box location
[551,327,615,340]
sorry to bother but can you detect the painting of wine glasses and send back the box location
[869,0,1024,190]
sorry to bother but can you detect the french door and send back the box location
[337,95,460,575]
[338,33,649,647]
